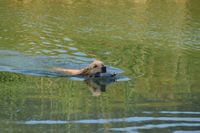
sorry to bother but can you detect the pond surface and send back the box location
[0,0,200,132]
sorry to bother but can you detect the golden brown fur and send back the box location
[54,60,105,76]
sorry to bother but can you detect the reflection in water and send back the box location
[85,76,116,96]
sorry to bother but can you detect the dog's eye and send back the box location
[93,65,98,68]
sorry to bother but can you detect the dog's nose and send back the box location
[101,66,107,73]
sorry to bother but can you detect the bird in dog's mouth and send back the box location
[54,60,114,77]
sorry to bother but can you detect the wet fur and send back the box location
[54,60,105,76]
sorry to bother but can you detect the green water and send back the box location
[0,0,200,132]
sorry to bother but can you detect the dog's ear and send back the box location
[81,67,90,75]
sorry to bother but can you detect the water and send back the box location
[0,0,200,132]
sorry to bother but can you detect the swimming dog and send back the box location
[54,60,106,76]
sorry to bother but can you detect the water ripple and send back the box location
[110,123,200,132]
[159,111,200,115]
[20,116,200,125]
[143,111,200,115]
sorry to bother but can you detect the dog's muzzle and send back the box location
[90,66,112,77]
[101,66,107,73]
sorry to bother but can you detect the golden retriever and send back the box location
[54,60,106,76]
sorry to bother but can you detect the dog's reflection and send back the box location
[84,77,116,96]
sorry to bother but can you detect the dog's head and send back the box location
[81,60,106,75]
